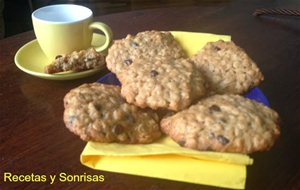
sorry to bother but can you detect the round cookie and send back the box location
[160,94,280,154]
[63,83,161,143]
[117,58,208,111]
[191,40,264,94]
[106,30,186,74]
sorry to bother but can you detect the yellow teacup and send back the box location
[32,4,113,61]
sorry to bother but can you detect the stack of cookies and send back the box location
[63,31,280,154]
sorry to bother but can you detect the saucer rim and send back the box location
[14,33,106,80]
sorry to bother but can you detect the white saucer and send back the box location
[14,34,106,80]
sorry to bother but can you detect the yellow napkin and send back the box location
[171,31,231,56]
[81,32,252,189]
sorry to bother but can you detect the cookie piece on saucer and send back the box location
[191,40,264,94]
[45,48,105,74]
[160,94,280,153]
[118,58,207,111]
[63,83,161,143]
[106,30,186,74]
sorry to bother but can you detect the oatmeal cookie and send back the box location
[45,48,105,74]
[161,94,280,153]
[63,83,161,143]
[106,30,186,74]
[118,58,207,111]
[191,40,264,94]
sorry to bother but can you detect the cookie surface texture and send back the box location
[118,58,207,111]
[191,40,264,94]
[63,83,161,143]
[161,94,280,153]
[106,30,186,74]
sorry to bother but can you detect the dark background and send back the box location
[1,0,225,38]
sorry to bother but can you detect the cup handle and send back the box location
[89,22,113,52]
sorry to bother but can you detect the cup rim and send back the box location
[32,4,93,24]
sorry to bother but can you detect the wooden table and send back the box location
[1,0,299,189]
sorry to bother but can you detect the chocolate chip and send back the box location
[100,113,105,118]
[112,124,124,135]
[124,59,133,65]
[209,104,221,112]
[220,118,227,123]
[92,103,101,111]
[55,55,63,59]
[178,140,186,147]
[213,45,221,51]
[130,41,139,48]
[217,135,230,145]
[208,132,215,139]
[150,70,159,77]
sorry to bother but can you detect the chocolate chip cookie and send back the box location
[63,83,161,143]
[117,58,208,111]
[45,48,105,74]
[161,94,280,153]
[191,40,264,94]
[106,30,186,74]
